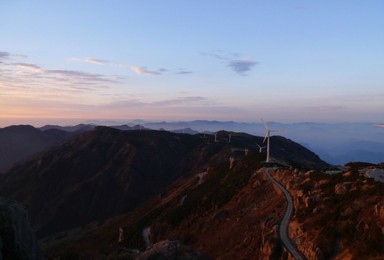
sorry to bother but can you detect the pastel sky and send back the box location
[1,0,383,126]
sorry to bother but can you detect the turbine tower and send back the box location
[262,119,281,163]
[228,133,232,143]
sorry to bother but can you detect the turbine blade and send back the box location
[261,118,269,130]
[263,132,269,143]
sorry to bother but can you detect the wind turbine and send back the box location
[256,143,266,153]
[228,133,232,143]
[214,132,218,142]
[261,119,282,163]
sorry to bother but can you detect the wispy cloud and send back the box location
[73,56,173,76]
[15,63,44,73]
[0,52,123,104]
[0,51,27,63]
[130,66,163,76]
[177,70,193,75]
[202,50,259,75]
[306,105,346,112]
[47,69,118,83]
[106,96,211,109]
[72,57,112,65]
[0,51,10,59]
[12,62,120,85]
[153,96,208,106]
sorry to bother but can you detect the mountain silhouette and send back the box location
[0,125,73,172]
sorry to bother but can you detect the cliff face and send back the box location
[270,167,384,259]
[0,197,42,260]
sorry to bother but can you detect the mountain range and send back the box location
[0,124,383,258]
[37,120,384,164]
[2,120,383,168]
[0,126,328,238]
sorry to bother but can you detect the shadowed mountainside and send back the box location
[0,125,74,172]
[41,153,289,259]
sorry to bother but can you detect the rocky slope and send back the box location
[0,197,42,259]
[270,165,384,259]
[40,153,288,259]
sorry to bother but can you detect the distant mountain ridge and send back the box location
[0,125,74,172]
[81,119,384,164]
[2,120,383,167]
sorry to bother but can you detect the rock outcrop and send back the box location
[0,197,42,260]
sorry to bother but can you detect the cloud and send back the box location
[130,66,162,76]
[3,59,121,95]
[0,51,10,59]
[203,50,259,75]
[47,69,118,83]
[306,106,346,112]
[0,52,11,63]
[15,63,44,73]
[200,50,228,61]
[12,61,120,84]
[73,57,189,76]
[177,70,193,75]
[0,51,28,63]
[72,57,111,65]
[153,96,208,106]
[106,96,211,109]
[228,59,258,75]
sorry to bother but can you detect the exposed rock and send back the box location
[259,239,275,260]
[304,196,316,208]
[314,179,330,188]
[252,179,262,189]
[289,220,324,260]
[375,202,384,220]
[335,182,353,195]
[229,156,235,169]
[0,197,42,260]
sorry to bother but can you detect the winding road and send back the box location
[263,168,305,260]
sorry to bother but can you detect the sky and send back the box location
[1,0,384,127]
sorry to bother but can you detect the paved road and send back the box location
[263,168,305,260]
